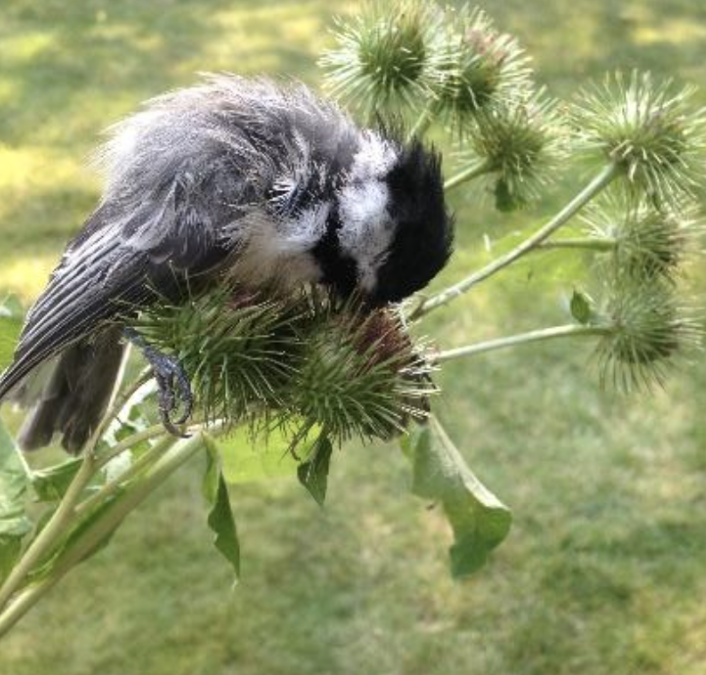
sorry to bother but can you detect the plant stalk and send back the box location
[444,160,492,191]
[95,423,175,468]
[0,451,97,611]
[0,432,209,639]
[407,102,437,141]
[411,162,620,320]
[76,434,176,516]
[536,237,617,252]
[0,372,156,614]
[0,580,62,641]
[434,324,608,362]
[88,367,151,456]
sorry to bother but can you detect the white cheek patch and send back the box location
[349,131,397,182]
[337,179,395,292]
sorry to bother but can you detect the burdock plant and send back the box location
[426,5,532,134]
[446,89,569,208]
[592,278,702,392]
[1,0,706,639]
[577,193,702,283]
[0,290,448,636]
[320,0,446,116]
[572,71,706,206]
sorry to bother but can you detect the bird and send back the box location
[0,74,454,453]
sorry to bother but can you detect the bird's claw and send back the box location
[147,351,193,437]
[123,327,193,436]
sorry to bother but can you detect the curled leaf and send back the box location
[203,435,241,583]
[570,289,595,325]
[297,436,333,507]
[0,419,32,581]
[402,416,511,577]
[31,458,83,503]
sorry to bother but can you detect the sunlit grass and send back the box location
[0,254,57,300]
[2,0,706,674]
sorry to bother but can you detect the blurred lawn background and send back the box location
[2,1,706,673]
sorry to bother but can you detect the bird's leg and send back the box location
[122,327,193,436]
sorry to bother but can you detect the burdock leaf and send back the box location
[297,437,333,507]
[0,295,23,372]
[0,419,32,582]
[402,417,512,577]
[570,289,594,325]
[203,434,240,583]
[494,177,520,212]
[30,458,83,502]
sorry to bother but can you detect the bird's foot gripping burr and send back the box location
[123,327,193,436]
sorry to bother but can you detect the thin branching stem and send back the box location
[76,435,177,516]
[536,237,617,252]
[444,160,493,191]
[0,370,156,615]
[411,162,619,319]
[407,102,437,141]
[86,367,151,458]
[0,432,210,639]
[434,324,609,362]
[0,451,97,611]
[80,418,223,515]
[95,424,174,469]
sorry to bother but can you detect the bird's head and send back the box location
[318,131,454,307]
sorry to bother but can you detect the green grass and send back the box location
[2,0,706,673]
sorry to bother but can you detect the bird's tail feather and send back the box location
[15,328,127,454]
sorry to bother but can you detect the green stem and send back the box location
[0,432,209,639]
[536,237,617,252]
[86,368,151,457]
[0,579,63,641]
[0,451,97,611]
[62,433,208,572]
[444,160,493,191]
[434,324,608,362]
[95,423,175,469]
[0,370,156,615]
[407,102,437,141]
[76,434,176,516]
[410,163,620,320]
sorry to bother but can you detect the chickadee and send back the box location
[0,75,453,452]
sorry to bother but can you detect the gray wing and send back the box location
[0,74,351,400]
[0,179,233,401]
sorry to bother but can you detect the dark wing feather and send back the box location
[0,184,232,401]
[0,211,144,400]
[0,75,341,402]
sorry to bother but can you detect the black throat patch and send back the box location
[311,204,358,298]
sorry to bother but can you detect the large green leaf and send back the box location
[401,416,512,577]
[0,419,32,581]
[0,295,23,372]
[31,458,83,503]
[297,436,333,507]
[203,435,240,583]
[216,426,301,484]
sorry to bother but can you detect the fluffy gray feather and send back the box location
[0,74,453,450]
